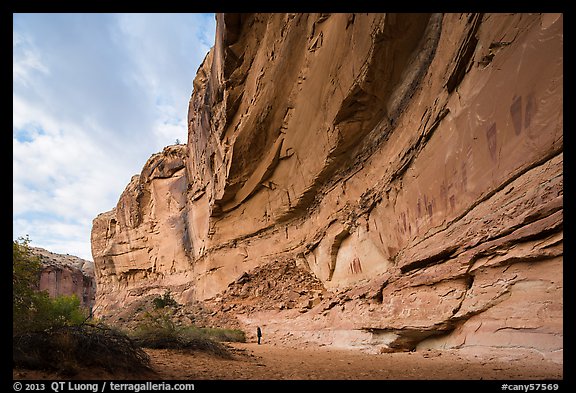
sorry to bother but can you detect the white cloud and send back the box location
[113,13,216,150]
[13,31,49,86]
[13,217,94,260]
[155,118,189,145]
[13,13,216,261]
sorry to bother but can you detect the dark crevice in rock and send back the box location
[364,326,456,352]
[465,213,563,259]
[445,13,483,93]
[399,246,458,274]
[327,229,350,282]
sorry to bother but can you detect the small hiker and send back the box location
[257,326,262,345]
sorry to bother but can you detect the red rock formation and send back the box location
[92,13,563,361]
[31,247,96,309]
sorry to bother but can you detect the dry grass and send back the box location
[130,325,234,359]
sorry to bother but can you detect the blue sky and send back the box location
[13,13,216,260]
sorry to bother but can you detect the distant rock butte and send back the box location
[30,247,96,309]
[91,13,563,361]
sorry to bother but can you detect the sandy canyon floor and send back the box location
[14,342,562,381]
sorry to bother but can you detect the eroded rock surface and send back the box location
[31,247,96,309]
[92,13,563,361]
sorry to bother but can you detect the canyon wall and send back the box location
[31,247,96,309]
[91,13,563,361]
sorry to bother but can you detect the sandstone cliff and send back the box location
[92,13,563,361]
[31,247,96,309]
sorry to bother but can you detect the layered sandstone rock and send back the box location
[92,13,563,361]
[31,247,96,309]
[91,144,192,311]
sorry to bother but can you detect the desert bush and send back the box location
[152,290,179,309]
[13,323,152,376]
[184,326,246,343]
[131,324,233,359]
[130,308,242,358]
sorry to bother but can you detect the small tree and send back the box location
[152,290,179,309]
[13,236,41,300]
[13,236,44,333]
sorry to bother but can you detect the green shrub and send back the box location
[47,294,87,325]
[131,323,233,359]
[130,308,244,358]
[152,290,179,309]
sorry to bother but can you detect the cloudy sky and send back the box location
[13,13,216,260]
